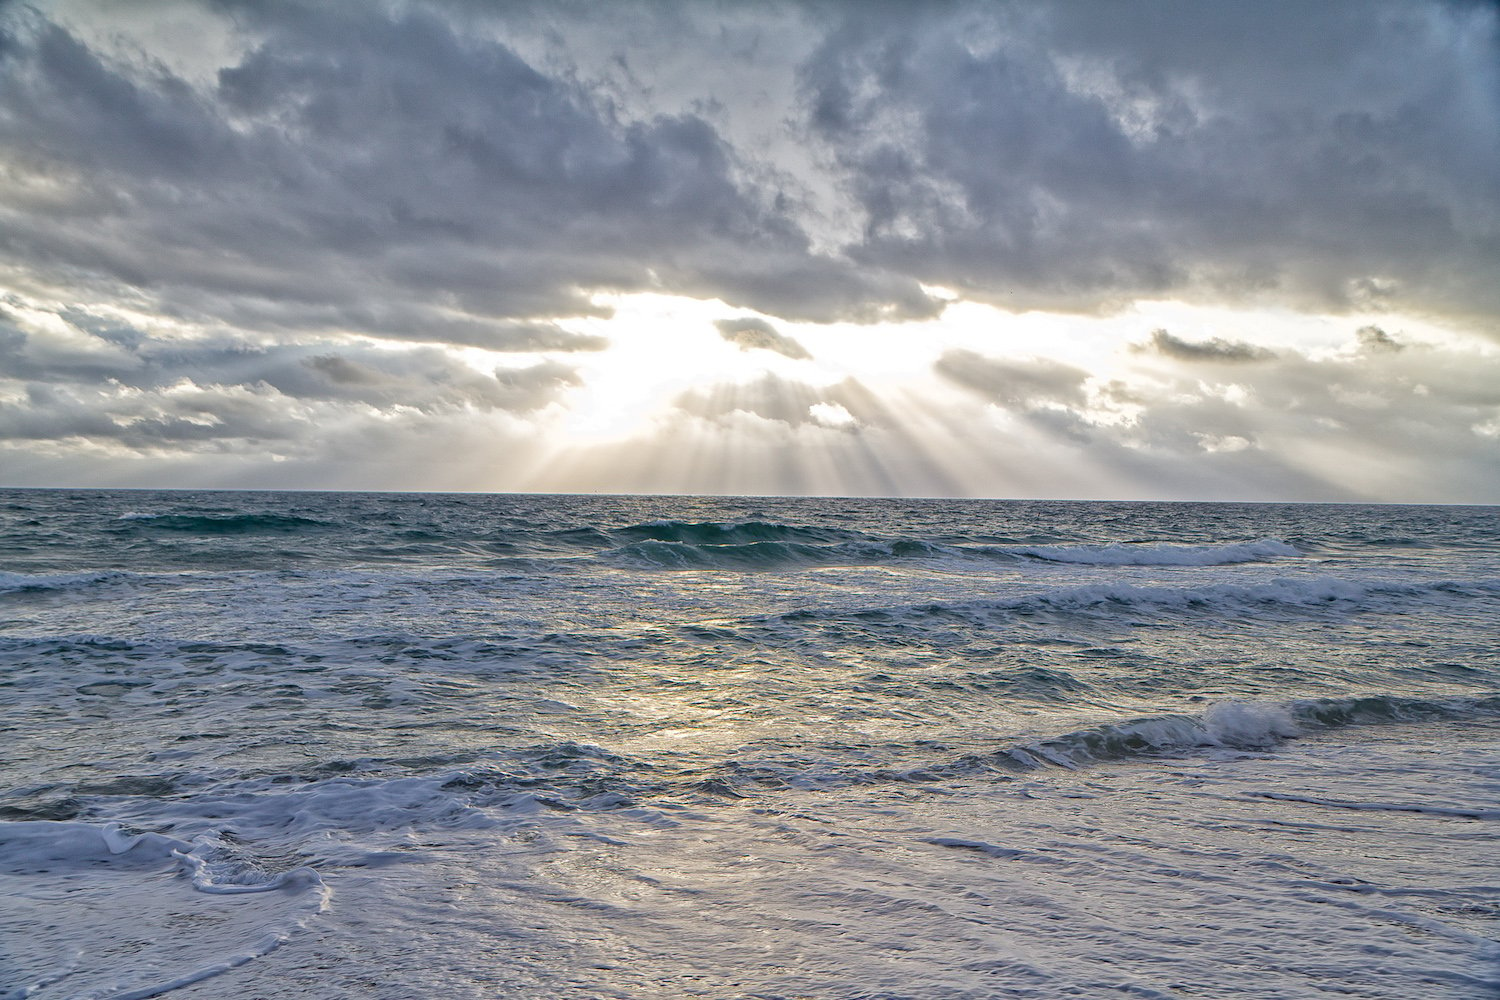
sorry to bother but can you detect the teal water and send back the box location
[2,491,1498,998]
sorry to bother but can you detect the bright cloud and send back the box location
[1,1,1497,500]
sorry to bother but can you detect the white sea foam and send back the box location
[1009,701,1303,769]
[0,820,324,895]
[0,821,329,1000]
[0,820,188,869]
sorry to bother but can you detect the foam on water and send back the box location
[0,821,328,1000]
[2,491,1497,998]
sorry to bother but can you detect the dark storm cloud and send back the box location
[1136,330,1277,363]
[1,0,1495,336]
[0,1,936,343]
[714,317,812,360]
[799,1,1500,325]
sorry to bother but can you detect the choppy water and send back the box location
[2,490,1497,999]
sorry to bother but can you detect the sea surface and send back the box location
[1,489,1497,999]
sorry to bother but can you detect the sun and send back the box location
[553,293,809,443]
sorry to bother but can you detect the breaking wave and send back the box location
[999,694,1500,771]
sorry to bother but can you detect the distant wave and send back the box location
[1004,538,1300,566]
[610,519,861,546]
[595,520,1301,571]
[604,537,948,570]
[117,512,338,533]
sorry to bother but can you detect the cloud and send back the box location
[0,298,583,458]
[674,372,886,431]
[714,317,812,360]
[0,2,937,346]
[1136,329,1276,362]
[799,1,1500,326]
[1,1,1498,500]
[1355,325,1404,353]
[3,1,1496,339]
[934,350,1090,409]
[917,328,1500,500]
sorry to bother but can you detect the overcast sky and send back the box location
[1,0,1497,500]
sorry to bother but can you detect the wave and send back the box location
[16,695,1496,836]
[664,693,1500,798]
[0,569,135,594]
[1006,702,1304,769]
[116,512,338,534]
[599,524,1301,571]
[999,693,1500,771]
[1005,538,1300,566]
[0,820,323,895]
[1001,575,1500,617]
[610,519,861,546]
[1248,791,1500,820]
[776,576,1500,627]
[604,537,947,570]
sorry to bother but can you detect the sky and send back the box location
[0,0,1497,501]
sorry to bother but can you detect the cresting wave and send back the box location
[776,575,1500,625]
[18,696,1489,828]
[1000,694,1500,771]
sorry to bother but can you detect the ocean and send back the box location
[1,489,1497,999]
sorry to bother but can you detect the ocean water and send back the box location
[1,489,1497,999]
